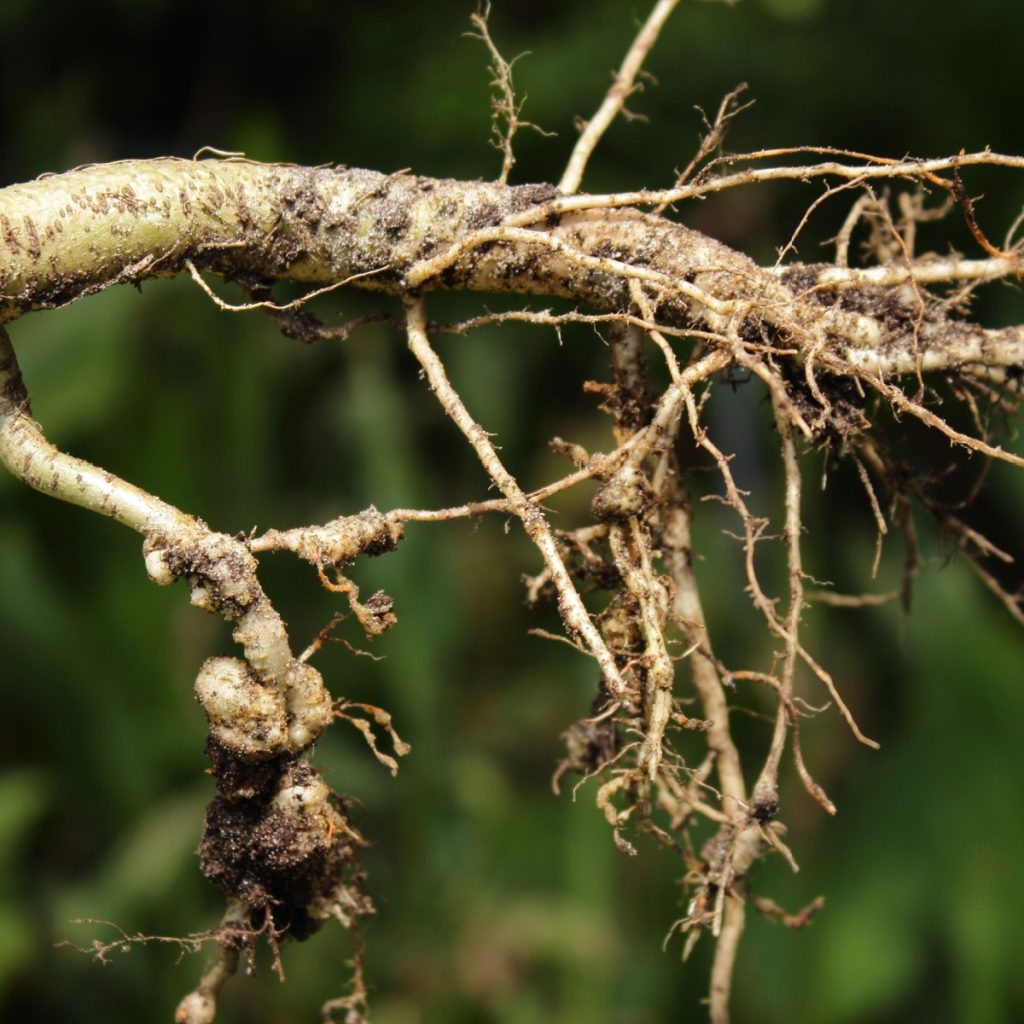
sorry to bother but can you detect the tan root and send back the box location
[3,2,1024,1022]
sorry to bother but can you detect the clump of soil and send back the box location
[199,745,372,940]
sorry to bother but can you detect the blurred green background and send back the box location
[2,1,1024,1022]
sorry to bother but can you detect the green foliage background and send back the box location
[1,2,1023,1022]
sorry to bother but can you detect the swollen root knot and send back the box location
[196,657,290,758]
[591,465,656,522]
[195,657,333,758]
[175,990,216,1024]
[142,531,262,616]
